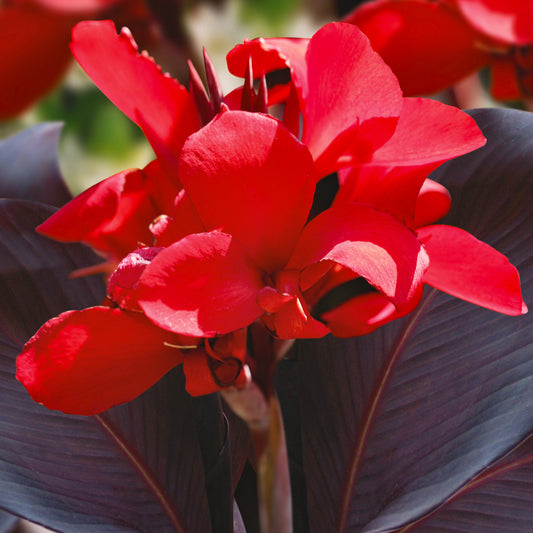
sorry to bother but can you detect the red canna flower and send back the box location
[226,22,526,334]
[343,0,533,100]
[15,20,526,416]
[126,108,429,341]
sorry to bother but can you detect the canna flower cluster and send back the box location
[345,0,533,100]
[16,20,526,415]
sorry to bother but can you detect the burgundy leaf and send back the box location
[291,108,533,532]
[0,200,218,532]
[0,512,17,532]
[0,123,71,207]
[399,435,533,532]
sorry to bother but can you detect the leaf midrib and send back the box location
[335,290,438,533]
[95,414,187,533]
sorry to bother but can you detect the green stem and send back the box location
[253,394,292,533]
[221,386,293,533]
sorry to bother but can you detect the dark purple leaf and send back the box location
[403,435,533,532]
[292,108,533,533]
[0,511,17,532]
[0,124,71,207]
[191,394,233,532]
[223,401,253,494]
[275,357,309,533]
[0,200,103,348]
[0,200,214,532]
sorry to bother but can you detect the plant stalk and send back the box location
[222,385,293,533]
[253,394,292,533]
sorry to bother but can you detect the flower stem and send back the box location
[253,394,292,533]
[221,386,293,533]
[222,325,294,532]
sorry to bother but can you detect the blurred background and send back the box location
[0,0,366,200]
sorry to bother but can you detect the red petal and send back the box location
[321,285,424,337]
[227,37,307,137]
[336,164,441,227]
[369,98,486,166]
[135,232,265,337]
[287,203,429,309]
[0,7,72,118]
[172,189,205,236]
[272,297,330,339]
[143,158,182,216]
[16,307,183,415]
[301,22,403,175]
[183,350,223,396]
[282,82,302,137]
[336,98,484,223]
[226,37,308,81]
[300,260,339,294]
[177,110,315,272]
[414,179,452,228]
[150,215,180,246]
[345,0,490,96]
[455,0,533,44]
[418,225,527,315]
[227,24,403,169]
[257,286,294,314]
[259,269,330,339]
[150,188,205,247]
[107,247,162,310]
[183,331,248,395]
[71,20,199,174]
[228,24,403,175]
[37,167,158,258]
[183,349,248,396]
[222,86,244,111]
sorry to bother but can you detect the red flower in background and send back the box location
[343,0,533,100]
[0,0,160,118]
[15,20,526,416]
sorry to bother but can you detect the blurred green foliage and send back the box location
[240,0,301,29]
[36,85,145,160]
